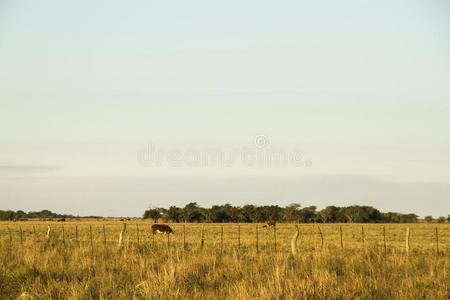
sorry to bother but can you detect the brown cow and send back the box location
[267,221,276,227]
[151,224,174,235]
[262,225,268,229]
[57,218,66,222]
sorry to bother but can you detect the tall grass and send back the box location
[0,222,448,299]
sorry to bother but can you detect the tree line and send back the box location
[0,210,75,221]
[143,203,449,223]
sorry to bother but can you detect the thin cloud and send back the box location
[0,164,57,173]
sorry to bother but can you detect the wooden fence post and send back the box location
[274,225,277,252]
[136,224,139,247]
[103,225,107,248]
[435,227,439,257]
[75,225,78,244]
[152,225,155,247]
[238,224,240,250]
[119,223,126,247]
[361,226,365,250]
[318,226,324,250]
[19,226,23,246]
[183,224,186,249]
[256,225,259,253]
[383,226,387,262]
[221,225,224,253]
[6,226,12,255]
[200,225,204,250]
[339,226,343,249]
[167,232,170,249]
[46,225,51,241]
[62,225,65,245]
[405,227,410,256]
[89,225,94,259]
[33,225,37,246]
[291,225,300,256]
[19,226,23,255]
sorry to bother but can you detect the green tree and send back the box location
[143,207,162,222]
[298,206,317,223]
[424,216,433,223]
[166,206,183,222]
[319,206,339,223]
[182,202,206,222]
[282,203,301,222]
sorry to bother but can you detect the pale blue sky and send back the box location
[0,1,449,217]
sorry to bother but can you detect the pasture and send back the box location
[0,221,448,299]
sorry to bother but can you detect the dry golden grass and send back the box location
[0,221,448,299]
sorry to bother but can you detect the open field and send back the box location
[0,221,448,299]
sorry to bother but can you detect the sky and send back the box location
[0,0,449,217]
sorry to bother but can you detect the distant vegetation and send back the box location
[0,209,75,221]
[143,203,443,223]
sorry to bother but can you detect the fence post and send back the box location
[318,226,324,250]
[89,225,94,260]
[435,227,439,257]
[33,225,37,246]
[256,225,259,254]
[221,225,224,253]
[75,225,78,244]
[119,223,127,247]
[46,225,51,241]
[291,225,300,256]
[405,227,410,256]
[136,224,139,247]
[167,232,170,249]
[6,226,12,255]
[274,225,277,252]
[183,224,186,249]
[19,226,23,246]
[152,225,155,247]
[103,225,107,248]
[383,226,387,262]
[200,225,204,250]
[238,224,240,250]
[62,225,65,245]
[361,226,365,250]
[339,226,343,249]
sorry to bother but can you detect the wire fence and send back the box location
[0,222,448,256]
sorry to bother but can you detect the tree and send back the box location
[282,203,301,222]
[424,216,433,223]
[437,216,446,223]
[165,206,183,222]
[400,213,418,223]
[182,202,206,223]
[298,206,317,223]
[143,207,162,222]
[319,206,339,223]
[208,205,232,223]
[240,205,257,222]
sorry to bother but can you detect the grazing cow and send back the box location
[20,218,28,221]
[57,218,66,222]
[151,224,174,235]
[262,225,268,229]
[119,218,125,221]
[267,221,276,227]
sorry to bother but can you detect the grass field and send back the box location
[0,221,448,299]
